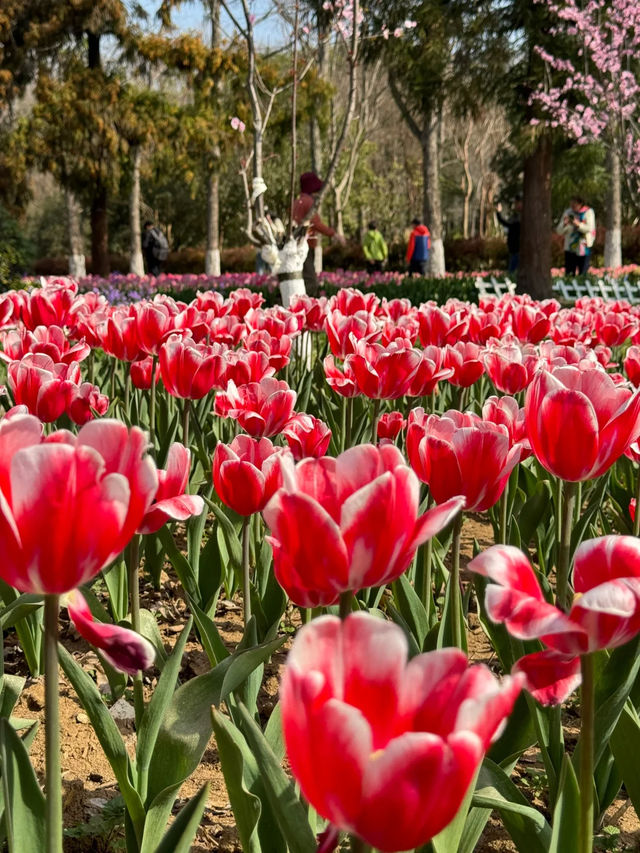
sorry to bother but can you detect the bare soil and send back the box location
[6,515,640,851]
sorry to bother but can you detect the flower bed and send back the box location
[0,277,640,850]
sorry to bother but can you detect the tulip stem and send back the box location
[371,399,381,444]
[451,511,464,649]
[499,479,509,545]
[339,591,353,620]
[127,534,145,727]
[183,398,191,449]
[242,516,252,626]
[124,368,131,415]
[44,594,63,853]
[557,480,578,611]
[578,653,595,853]
[340,396,347,453]
[149,354,158,448]
[346,396,354,449]
[634,473,640,537]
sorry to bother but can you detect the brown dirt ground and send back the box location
[7,515,640,852]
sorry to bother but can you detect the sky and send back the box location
[139,0,288,48]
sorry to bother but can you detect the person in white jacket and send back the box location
[556,195,596,275]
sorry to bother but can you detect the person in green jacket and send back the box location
[362,221,388,272]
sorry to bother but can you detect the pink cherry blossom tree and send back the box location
[531,0,640,267]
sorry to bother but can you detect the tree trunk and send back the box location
[334,183,344,237]
[65,189,86,278]
[604,146,622,269]
[422,111,445,276]
[205,168,221,275]
[518,134,553,299]
[90,185,110,277]
[129,147,144,275]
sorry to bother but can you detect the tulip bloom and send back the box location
[323,356,359,398]
[508,304,551,344]
[159,336,222,399]
[8,353,78,422]
[138,443,204,534]
[596,312,636,347]
[0,414,158,672]
[263,444,464,606]
[469,537,640,704]
[213,435,287,516]
[0,325,90,365]
[443,342,485,388]
[346,340,422,399]
[624,345,640,387]
[281,613,522,851]
[417,305,467,347]
[227,287,264,319]
[407,346,453,396]
[214,377,297,438]
[130,356,160,390]
[325,310,380,359]
[26,280,76,329]
[482,395,529,454]
[99,311,143,363]
[67,382,110,425]
[243,329,292,372]
[332,287,380,315]
[483,343,539,394]
[283,414,332,460]
[225,350,275,387]
[289,294,328,332]
[134,302,174,355]
[407,409,521,511]
[377,411,407,442]
[524,366,640,482]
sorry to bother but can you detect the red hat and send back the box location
[300,171,324,194]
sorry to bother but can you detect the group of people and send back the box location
[362,219,432,275]
[495,193,596,276]
[293,172,433,288]
[141,169,598,282]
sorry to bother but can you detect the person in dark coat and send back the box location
[495,196,522,272]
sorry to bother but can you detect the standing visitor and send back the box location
[495,196,522,272]
[406,218,431,275]
[362,221,388,272]
[292,171,345,297]
[142,221,169,277]
[556,195,596,275]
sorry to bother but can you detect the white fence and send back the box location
[474,275,640,304]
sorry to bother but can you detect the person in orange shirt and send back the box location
[292,171,345,296]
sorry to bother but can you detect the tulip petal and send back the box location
[138,494,204,534]
[569,578,640,651]
[67,590,155,675]
[342,613,407,749]
[214,458,266,516]
[410,495,465,547]
[468,545,545,600]
[359,731,481,852]
[573,535,640,592]
[513,650,581,705]
[264,492,349,606]
[536,388,599,481]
